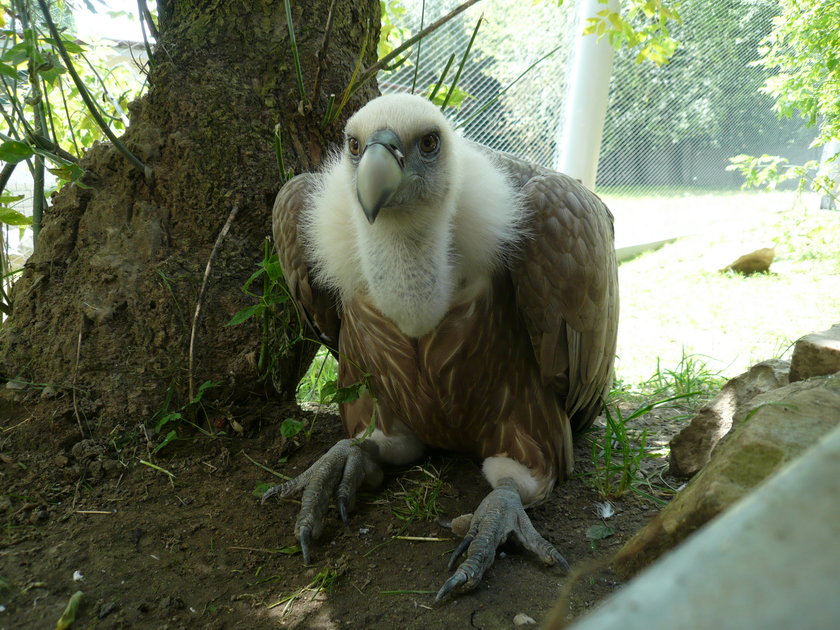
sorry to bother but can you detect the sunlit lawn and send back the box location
[605,189,840,386]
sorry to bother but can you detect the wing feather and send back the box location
[272,174,341,349]
[491,151,619,433]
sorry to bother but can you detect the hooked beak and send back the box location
[356,129,405,224]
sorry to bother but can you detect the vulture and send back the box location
[264,94,618,601]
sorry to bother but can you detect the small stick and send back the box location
[356,0,483,88]
[311,0,338,103]
[188,199,240,401]
[71,314,85,436]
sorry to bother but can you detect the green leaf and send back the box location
[585,524,616,540]
[0,61,17,78]
[152,430,178,455]
[318,379,365,405]
[253,481,273,497]
[55,590,84,630]
[44,37,86,54]
[1,41,29,66]
[241,266,266,293]
[0,207,32,226]
[48,163,86,184]
[226,304,261,326]
[154,411,182,433]
[190,380,218,404]
[279,418,305,439]
[0,193,25,203]
[264,256,284,283]
[0,140,34,164]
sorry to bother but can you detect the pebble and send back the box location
[513,613,536,625]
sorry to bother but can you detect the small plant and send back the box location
[587,404,649,500]
[586,392,695,503]
[390,462,448,523]
[642,350,724,408]
[151,379,219,454]
[227,238,301,384]
[266,562,345,616]
[296,346,339,403]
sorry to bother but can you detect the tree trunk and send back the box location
[0,0,379,429]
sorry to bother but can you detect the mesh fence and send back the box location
[379,0,818,193]
[378,0,575,167]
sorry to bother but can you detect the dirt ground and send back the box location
[0,390,686,630]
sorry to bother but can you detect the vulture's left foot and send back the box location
[261,438,382,564]
[435,477,568,602]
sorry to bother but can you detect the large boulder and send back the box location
[789,323,840,382]
[669,359,789,478]
[616,372,840,578]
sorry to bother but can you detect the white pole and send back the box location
[554,0,618,190]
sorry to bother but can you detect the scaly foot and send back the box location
[262,438,382,564]
[436,477,569,602]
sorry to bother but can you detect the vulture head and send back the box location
[309,94,521,338]
[344,94,458,224]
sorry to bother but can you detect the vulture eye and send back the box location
[348,137,361,157]
[419,133,440,155]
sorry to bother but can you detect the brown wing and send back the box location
[272,174,341,350]
[490,150,619,433]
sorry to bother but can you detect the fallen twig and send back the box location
[188,198,241,400]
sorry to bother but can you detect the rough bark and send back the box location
[0,0,380,427]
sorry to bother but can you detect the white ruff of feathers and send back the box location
[302,94,525,338]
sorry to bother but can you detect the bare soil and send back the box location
[0,391,685,630]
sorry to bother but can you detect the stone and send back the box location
[789,323,840,382]
[720,247,774,274]
[514,613,537,625]
[567,425,840,630]
[616,373,840,579]
[669,359,789,477]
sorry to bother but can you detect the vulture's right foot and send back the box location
[261,438,382,564]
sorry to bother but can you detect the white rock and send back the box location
[514,613,536,625]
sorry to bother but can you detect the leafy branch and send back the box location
[35,0,151,180]
[584,0,681,66]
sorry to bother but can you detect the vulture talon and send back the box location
[261,439,381,563]
[435,570,468,603]
[299,524,312,565]
[436,478,568,602]
[447,535,474,571]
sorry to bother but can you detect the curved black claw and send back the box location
[435,477,568,603]
[261,439,381,564]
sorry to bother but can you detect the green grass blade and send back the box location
[283,0,307,104]
[440,14,482,111]
[428,54,454,103]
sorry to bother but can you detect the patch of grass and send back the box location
[266,563,344,616]
[297,346,338,403]
[613,192,840,386]
[642,350,725,407]
[390,462,448,523]
[584,393,695,504]
[150,379,221,454]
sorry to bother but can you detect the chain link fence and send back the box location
[379,0,818,194]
